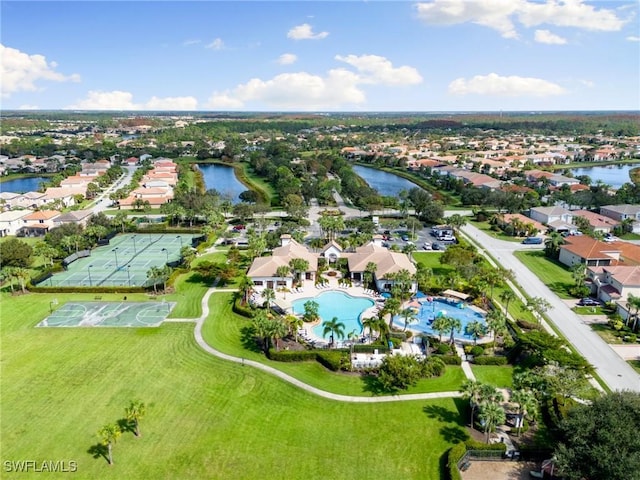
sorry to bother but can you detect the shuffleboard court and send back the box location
[37,301,176,328]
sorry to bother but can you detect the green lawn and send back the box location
[1,291,467,479]
[628,359,640,374]
[470,365,514,389]
[468,220,525,243]
[201,292,467,396]
[591,323,624,344]
[412,251,453,278]
[513,250,574,299]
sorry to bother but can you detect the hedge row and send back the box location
[433,354,462,365]
[28,285,146,294]
[316,351,346,371]
[233,297,255,318]
[472,356,508,365]
[352,344,389,354]
[446,440,507,480]
[267,349,346,371]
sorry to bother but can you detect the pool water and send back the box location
[393,298,486,341]
[291,291,374,340]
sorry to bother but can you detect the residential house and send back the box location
[600,204,640,233]
[53,209,94,228]
[346,240,417,292]
[0,209,33,237]
[529,206,575,232]
[42,187,85,208]
[19,210,60,236]
[571,210,619,233]
[118,186,174,209]
[558,236,621,268]
[587,265,640,320]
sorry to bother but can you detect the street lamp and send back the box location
[112,247,119,268]
[87,264,94,287]
[126,265,131,287]
[49,298,58,314]
[176,235,183,249]
[161,248,169,264]
[132,235,137,254]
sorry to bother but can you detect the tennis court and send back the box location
[37,301,175,327]
[42,233,198,288]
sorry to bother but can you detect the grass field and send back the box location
[468,221,525,243]
[470,365,514,389]
[1,290,467,479]
[512,250,574,299]
[629,359,640,374]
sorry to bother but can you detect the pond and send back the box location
[198,164,246,203]
[567,163,639,189]
[0,176,50,193]
[353,165,418,197]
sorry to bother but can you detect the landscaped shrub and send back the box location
[423,356,446,377]
[433,354,462,365]
[233,297,255,318]
[446,442,466,480]
[470,345,484,357]
[473,356,508,365]
[268,350,317,362]
[316,351,346,371]
[352,344,389,353]
[388,336,402,348]
[464,439,506,452]
[517,319,543,331]
[436,343,451,355]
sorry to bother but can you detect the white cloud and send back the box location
[534,29,567,45]
[287,23,329,40]
[183,39,201,46]
[335,54,423,85]
[627,35,640,42]
[145,96,198,110]
[205,53,422,110]
[414,0,520,39]
[414,0,626,38]
[448,73,566,96]
[207,70,365,110]
[1,44,81,97]
[207,93,244,109]
[206,38,225,50]
[65,90,198,110]
[18,104,40,110]
[517,0,626,31]
[277,53,298,65]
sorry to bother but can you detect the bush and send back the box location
[433,354,462,365]
[316,351,345,371]
[470,345,484,357]
[423,356,446,377]
[517,319,542,331]
[473,356,508,365]
[233,297,255,318]
[446,442,466,480]
[352,344,389,353]
[436,343,451,355]
[268,350,316,362]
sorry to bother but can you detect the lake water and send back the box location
[353,165,418,196]
[0,176,50,193]
[198,163,246,202]
[567,164,639,189]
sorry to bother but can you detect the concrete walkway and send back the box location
[184,285,463,403]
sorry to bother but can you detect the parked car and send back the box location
[422,242,431,250]
[432,243,442,250]
[522,237,543,244]
[578,297,600,307]
[401,235,409,242]
[233,224,246,231]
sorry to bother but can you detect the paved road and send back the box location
[90,166,137,214]
[460,222,640,392]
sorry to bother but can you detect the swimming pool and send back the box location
[291,290,375,340]
[393,297,486,342]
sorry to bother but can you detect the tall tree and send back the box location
[510,390,537,437]
[261,287,275,309]
[499,290,517,314]
[478,401,506,444]
[0,238,33,268]
[460,379,484,430]
[465,319,487,345]
[322,317,346,348]
[400,307,418,332]
[98,423,122,465]
[125,400,146,437]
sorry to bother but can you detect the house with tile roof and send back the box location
[571,210,619,233]
[53,209,94,228]
[0,209,33,237]
[19,210,60,236]
[600,205,640,233]
[558,236,622,268]
[529,206,575,232]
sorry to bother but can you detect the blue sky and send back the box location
[1,1,639,111]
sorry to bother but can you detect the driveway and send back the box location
[460,222,640,393]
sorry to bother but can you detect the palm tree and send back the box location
[486,310,507,346]
[269,318,288,351]
[460,379,484,430]
[125,400,146,437]
[448,213,467,233]
[510,390,537,437]
[288,258,309,286]
[465,319,487,345]
[400,307,418,332]
[347,329,359,356]
[362,316,378,343]
[432,316,450,343]
[285,314,304,342]
[261,287,275,309]
[252,310,272,353]
[322,317,346,348]
[303,300,320,323]
[544,232,564,259]
[14,267,30,294]
[275,265,290,291]
[446,316,462,345]
[33,241,57,267]
[364,262,377,289]
[527,296,552,322]
[98,423,122,465]
[478,402,506,444]
[499,290,517,314]
[238,275,254,305]
[384,296,402,328]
